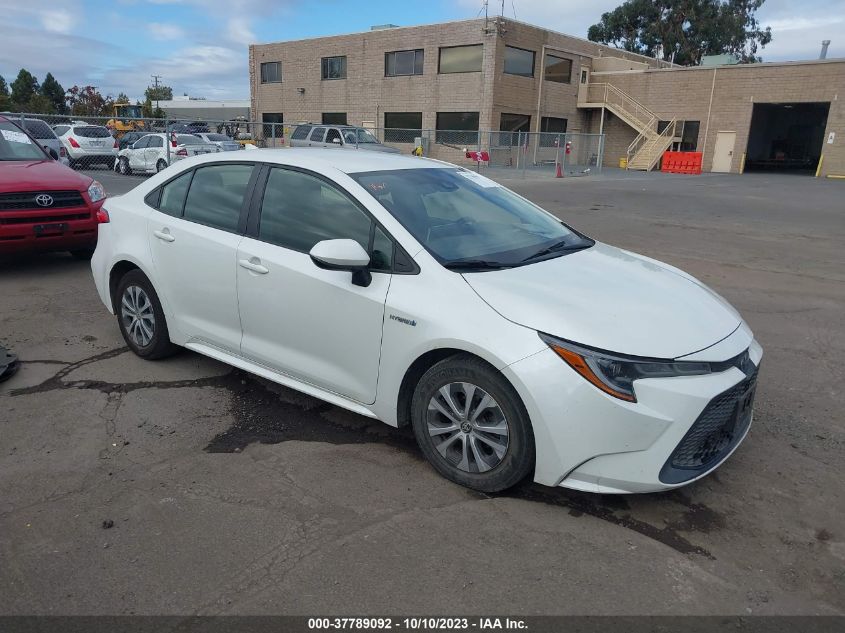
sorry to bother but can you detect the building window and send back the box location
[384,112,423,142]
[260,62,282,83]
[544,54,572,84]
[436,112,479,144]
[659,120,700,151]
[322,113,348,125]
[504,46,535,77]
[541,117,567,134]
[385,49,424,76]
[262,113,283,124]
[321,56,347,80]
[438,45,483,74]
[497,113,531,146]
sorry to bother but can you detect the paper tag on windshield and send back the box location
[456,169,499,188]
[1,129,32,144]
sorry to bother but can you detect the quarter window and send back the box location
[309,127,327,142]
[182,164,254,232]
[156,170,193,217]
[260,61,282,83]
[504,46,535,77]
[439,45,483,73]
[544,54,572,83]
[385,49,424,76]
[259,168,372,254]
[291,125,311,140]
[321,56,347,80]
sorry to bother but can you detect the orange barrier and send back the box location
[661,151,703,175]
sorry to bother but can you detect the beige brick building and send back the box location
[250,17,845,177]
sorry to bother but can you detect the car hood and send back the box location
[356,144,401,154]
[0,160,91,192]
[462,242,741,359]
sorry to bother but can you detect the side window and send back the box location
[291,125,311,140]
[325,128,341,144]
[371,226,394,272]
[259,168,372,255]
[148,136,163,148]
[134,136,151,149]
[182,164,254,232]
[156,170,193,216]
[309,127,327,142]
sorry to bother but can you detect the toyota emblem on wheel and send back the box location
[35,194,54,207]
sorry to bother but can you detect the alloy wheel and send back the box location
[426,382,509,473]
[120,285,155,347]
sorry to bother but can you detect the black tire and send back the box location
[119,157,131,175]
[156,159,167,173]
[114,269,178,360]
[69,248,95,260]
[410,354,535,492]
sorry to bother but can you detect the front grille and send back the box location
[660,365,758,484]
[0,191,86,211]
[0,212,90,225]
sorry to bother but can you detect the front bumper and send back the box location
[0,204,100,255]
[503,326,763,493]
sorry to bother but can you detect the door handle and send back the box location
[238,258,269,274]
[153,229,175,242]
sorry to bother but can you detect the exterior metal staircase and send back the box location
[580,83,676,171]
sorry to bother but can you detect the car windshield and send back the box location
[352,168,593,269]
[23,120,56,140]
[0,121,49,161]
[75,126,111,138]
[177,135,202,145]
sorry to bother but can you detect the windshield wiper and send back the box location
[443,260,512,271]
[520,240,591,262]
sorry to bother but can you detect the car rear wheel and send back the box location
[119,157,131,175]
[115,270,178,360]
[156,159,167,173]
[410,354,535,492]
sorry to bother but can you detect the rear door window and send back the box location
[182,164,255,232]
[155,170,193,216]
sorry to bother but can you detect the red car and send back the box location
[0,115,107,258]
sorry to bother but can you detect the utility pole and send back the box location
[151,74,163,111]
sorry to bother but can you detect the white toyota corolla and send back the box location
[91,149,762,494]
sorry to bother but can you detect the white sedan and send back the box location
[91,150,762,494]
[115,133,219,175]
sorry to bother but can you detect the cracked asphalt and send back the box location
[1,170,843,615]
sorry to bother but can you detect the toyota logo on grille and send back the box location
[35,194,54,207]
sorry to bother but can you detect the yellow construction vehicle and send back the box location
[107,102,145,138]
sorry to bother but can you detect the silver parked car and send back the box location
[19,118,69,166]
[193,133,242,152]
[288,125,400,153]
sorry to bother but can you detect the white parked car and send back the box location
[91,150,762,494]
[53,123,117,168]
[192,133,242,152]
[115,133,219,175]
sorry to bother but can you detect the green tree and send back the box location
[0,75,10,111]
[141,96,154,118]
[145,84,173,102]
[587,0,772,65]
[116,92,130,103]
[10,69,40,110]
[40,72,66,114]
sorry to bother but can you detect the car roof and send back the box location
[184,148,452,175]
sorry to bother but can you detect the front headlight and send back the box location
[539,333,712,402]
[88,180,106,203]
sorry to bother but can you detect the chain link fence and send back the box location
[3,112,603,178]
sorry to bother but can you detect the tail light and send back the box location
[176,148,188,157]
[68,138,80,148]
[96,208,110,223]
[113,140,118,149]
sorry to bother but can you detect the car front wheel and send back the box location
[115,270,178,360]
[411,354,535,492]
[119,157,131,175]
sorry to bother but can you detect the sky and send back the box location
[0,0,842,101]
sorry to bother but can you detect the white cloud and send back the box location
[148,22,186,40]
[39,8,77,34]
[227,16,256,45]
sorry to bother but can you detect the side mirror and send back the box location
[47,147,59,161]
[331,137,341,144]
[309,239,372,287]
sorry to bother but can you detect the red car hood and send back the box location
[0,160,92,192]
